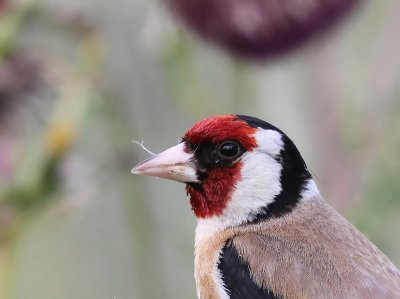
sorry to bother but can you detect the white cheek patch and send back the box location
[225,152,283,225]
[196,129,285,231]
[254,129,284,157]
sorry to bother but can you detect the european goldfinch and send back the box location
[132,115,400,299]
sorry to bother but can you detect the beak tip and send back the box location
[131,167,141,175]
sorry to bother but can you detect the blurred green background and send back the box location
[0,0,400,298]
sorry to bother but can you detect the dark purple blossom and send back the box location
[165,0,361,60]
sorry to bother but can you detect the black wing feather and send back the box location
[218,241,281,299]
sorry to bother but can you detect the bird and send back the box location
[131,115,400,299]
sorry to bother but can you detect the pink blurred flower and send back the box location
[0,0,8,13]
[165,0,361,60]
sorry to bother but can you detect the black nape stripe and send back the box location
[236,115,312,222]
[236,115,283,133]
[218,241,282,299]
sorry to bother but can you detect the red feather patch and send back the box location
[186,162,243,218]
[184,115,257,151]
[184,115,257,218]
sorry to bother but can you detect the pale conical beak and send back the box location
[131,142,200,183]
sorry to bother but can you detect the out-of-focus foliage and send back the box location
[0,0,399,298]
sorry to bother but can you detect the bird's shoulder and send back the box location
[226,199,400,299]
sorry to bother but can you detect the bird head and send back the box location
[132,115,317,228]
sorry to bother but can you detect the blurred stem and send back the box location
[230,60,251,113]
[162,33,218,115]
[0,0,38,58]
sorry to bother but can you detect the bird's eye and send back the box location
[217,141,242,160]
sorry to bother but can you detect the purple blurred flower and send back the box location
[165,0,361,60]
[0,53,44,126]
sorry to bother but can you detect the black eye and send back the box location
[217,141,242,160]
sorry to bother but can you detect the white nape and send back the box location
[300,179,321,201]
